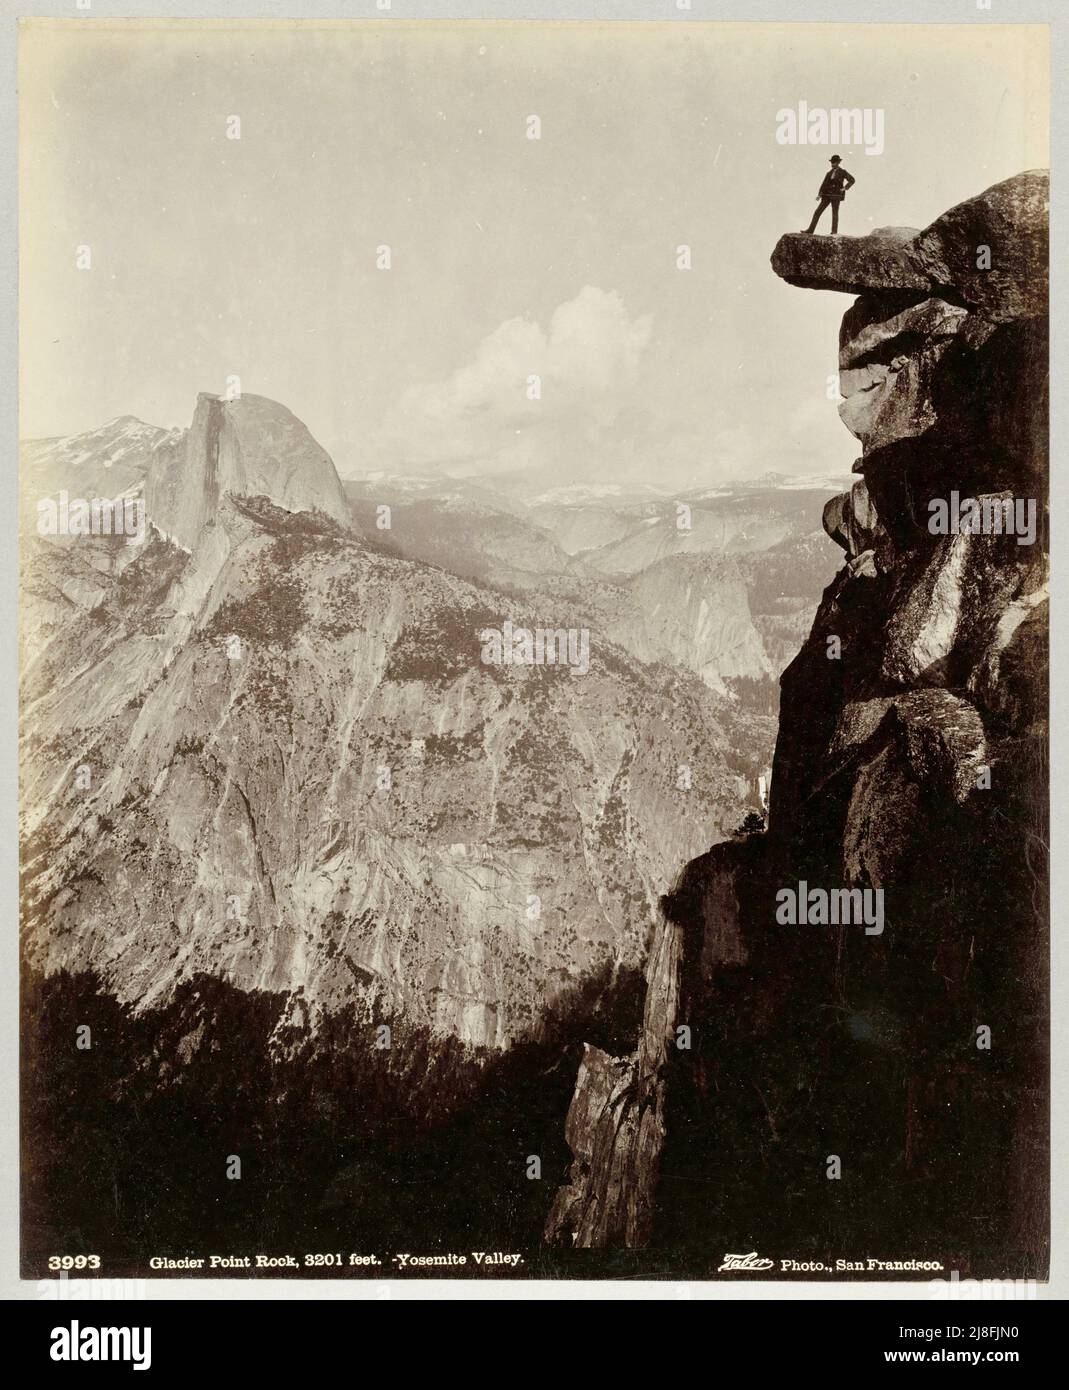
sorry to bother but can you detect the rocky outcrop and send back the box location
[146,393,351,549]
[548,172,1048,1276]
[771,169,1048,319]
[545,833,750,1248]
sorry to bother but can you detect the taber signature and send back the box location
[717,1252,775,1272]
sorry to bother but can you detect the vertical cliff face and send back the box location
[146,392,351,549]
[547,172,1048,1274]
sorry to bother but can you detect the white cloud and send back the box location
[375,286,652,476]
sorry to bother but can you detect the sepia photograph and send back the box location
[15,8,1051,1308]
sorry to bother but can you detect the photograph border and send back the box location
[2,0,1063,1303]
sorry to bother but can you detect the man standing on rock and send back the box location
[802,155,855,234]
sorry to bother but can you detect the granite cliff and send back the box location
[146,392,351,550]
[546,172,1049,1275]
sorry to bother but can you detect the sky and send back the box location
[19,20,1049,487]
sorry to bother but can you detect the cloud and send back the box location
[374,286,652,476]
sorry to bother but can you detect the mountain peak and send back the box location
[101,413,149,428]
[145,391,350,549]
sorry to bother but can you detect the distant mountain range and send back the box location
[22,391,843,1055]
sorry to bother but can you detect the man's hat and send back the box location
[830,155,842,164]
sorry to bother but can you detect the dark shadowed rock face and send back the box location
[548,172,1048,1274]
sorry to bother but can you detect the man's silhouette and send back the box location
[802,155,855,235]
